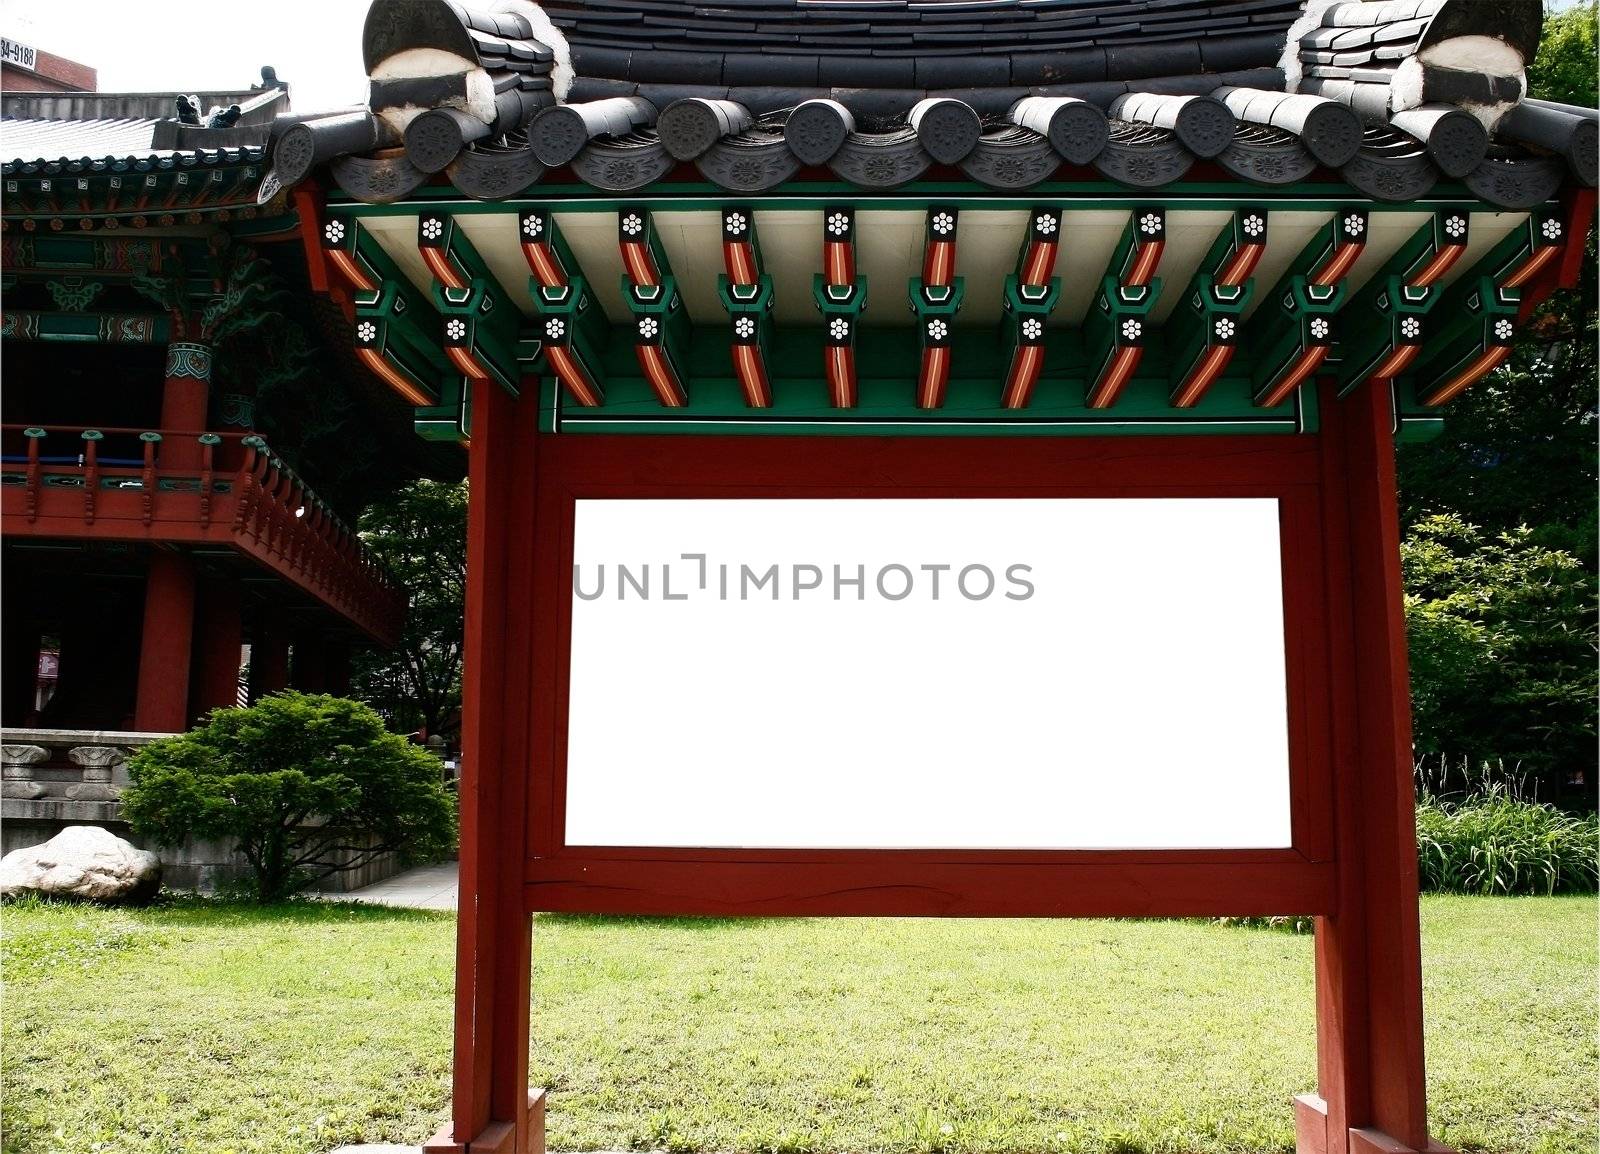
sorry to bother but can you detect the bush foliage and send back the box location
[1400,514,1597,799]
[1415,792,1598,896]
[123,693,456,902]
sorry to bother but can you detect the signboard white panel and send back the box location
[565,498,1293,850]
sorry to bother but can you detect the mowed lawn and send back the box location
[1,897,1593,1154]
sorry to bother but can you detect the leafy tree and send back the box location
[1401,515,1597,800]
[123,693,457,902]
[1526,3,1598,107]
[351,480,468,739]
[1397,2,1599,559]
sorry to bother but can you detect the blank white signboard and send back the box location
[565,498,1293,850]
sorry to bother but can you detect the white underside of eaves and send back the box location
[494,0,573,102]
[369,49,495,133]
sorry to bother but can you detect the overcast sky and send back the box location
[7,0,371,111]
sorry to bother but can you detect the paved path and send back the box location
[338,861,458,910]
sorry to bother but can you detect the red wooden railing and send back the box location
[2,424,405,644]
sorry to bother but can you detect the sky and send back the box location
[6,0,373,111]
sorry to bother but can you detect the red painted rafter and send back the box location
[821,205,859,409]
[721,207,772,408]
[916,207,958,409]
[1001,208,1060,410]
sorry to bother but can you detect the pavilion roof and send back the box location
[262,0,1594,208]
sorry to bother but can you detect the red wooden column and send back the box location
[193,581,244,718]
[426,376,539,1154]
[160,342,215,469]
[133,550,197,732]
[1299,378,1443,1154]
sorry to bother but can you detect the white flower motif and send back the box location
[1541,218,1562,240]
[1443,215,1466,239]
[1021,316,1043,340]
[1139,212,1161,235]
[926,319,948,341]
[1400,316,1421,339]
[544,318,565,340]
[1343,213,1365,236]
[932,211,955,235]
[828,317,850,341]
[1493,317,1513,341]
[637,316,659,339]
[323,220,345,245]
[1120,318,1142,341]
[521,215,543,239]
[1034,212,1058,235]
[734,315,756,339]
[1310,316,1330,340]
[621,213,644,236]
[725,211,747,233]
[1242,214,1265,238]
[446,318,467,341]
[420,217,444,241]
[1214,317,1235,340]
[355,320,377,343]
[826,211,850,236]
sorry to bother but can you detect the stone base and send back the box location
[423,1089,545,1154]
[64,783,122,802]
[1295,1094,1456,1154]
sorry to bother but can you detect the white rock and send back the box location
[0,825,161,903]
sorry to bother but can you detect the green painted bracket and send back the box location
[414,376,471,443]
[353,285,443,406]
[420,211,522,395]
[1167,274,1255,385]
[1084,275,1160,386]
[1412,277,1520,403]
[530,275,607,387]
[1334,275,1437,396]
[432,275,521,395]
[813,274,868,320]
[717,272,775,354]
[1251,276,1344,407]
[999,273,1061,358]
[621,273,690,383]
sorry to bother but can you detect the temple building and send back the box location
[1,67,461,856]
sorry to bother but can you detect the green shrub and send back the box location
[1415,791,1598,896]
[123,692,457,902]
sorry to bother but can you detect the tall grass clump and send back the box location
[1415,789,1598,895]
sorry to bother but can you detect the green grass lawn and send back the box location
[1,896,1593,1154]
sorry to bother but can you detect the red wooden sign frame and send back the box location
[526,434,1335,918]
[429,377,1443,1154]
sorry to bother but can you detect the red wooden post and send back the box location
[425,376,540,1154]
[194,581,244,718]
[133,550,196,733]
[81,430,101,524]
[160,342,213,469]
[1297,378,1443,1154]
